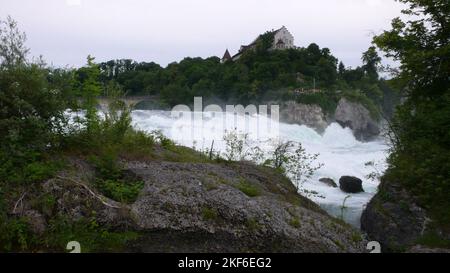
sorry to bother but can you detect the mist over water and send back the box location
[132,110,389,227]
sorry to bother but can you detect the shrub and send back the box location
[296,92,338,116]
[96,179,144,204]
[44,216,139,252]
[89,150,144,204]
[264,141,323,191]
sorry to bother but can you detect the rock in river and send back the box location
[319,178,338,188]
[339,176,364,193]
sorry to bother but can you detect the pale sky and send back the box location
[0,0,405,68]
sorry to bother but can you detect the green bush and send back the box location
[44,216,139,252]
[0,216,36,252]
[96,179,144,204]
[89,150,144,204]
[296,92,338,115]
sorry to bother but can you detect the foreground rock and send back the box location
[33,155,366,253]
[126,161,366,252]
[361,178,450,253]
[319,178,337,188]
[335,98,380,141]
[339,176,364,193]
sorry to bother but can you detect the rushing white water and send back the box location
[131,110,388,227]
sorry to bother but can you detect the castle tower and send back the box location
[221,49,232,63]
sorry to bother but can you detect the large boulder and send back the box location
[31,156,367,253]
[339,176,364,193]
[280,101,329,133]
[361,178,450,253]
[334,98,380,141]
[127,161,367,252]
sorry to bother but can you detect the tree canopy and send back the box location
[376,0,450,227]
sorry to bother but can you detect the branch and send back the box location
[56,175,121,209]
[12,192,27,214]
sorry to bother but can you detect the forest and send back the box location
[95,40,399,118]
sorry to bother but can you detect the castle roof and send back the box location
[222,49,232,61]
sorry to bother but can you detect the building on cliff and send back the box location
[221,26,295,63]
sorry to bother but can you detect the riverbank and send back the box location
[0,141,366,252]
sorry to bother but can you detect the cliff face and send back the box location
[334,98,380,141]
[279,101,328,133]
[278,99,380,141]
[15,152,367,253]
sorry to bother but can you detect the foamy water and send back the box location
[131,110,388,228]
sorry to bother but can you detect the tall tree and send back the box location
[76,55,102,132]
[0,16,67,175]
[362,46,381,80]
[338,61,346,76]
[0,16,28,67]
[374,0,450,225]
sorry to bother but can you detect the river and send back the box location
[131,110,389,228]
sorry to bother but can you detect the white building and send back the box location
[221,26,295,62]
[272,26,295,50]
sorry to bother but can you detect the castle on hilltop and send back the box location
[221,26,295,63]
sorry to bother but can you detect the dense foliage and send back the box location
[0,17,70,183]
[376,0,450,228]
[97,41,399,118]
[0,17,155,251]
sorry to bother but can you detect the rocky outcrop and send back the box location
[339,176,364,193]
[319,178,337,188]
[126,161,366,252]
[32,156,367,253]
[334,98,380,141]
[277,99,381,140]
[361,178,448,252]
[279,101,328,133]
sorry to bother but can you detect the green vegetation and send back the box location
[43,216,139,253]
[351,232,363,244]
[201,207,219,221]
[416,232,450,249]
[295,91,339,116]
[0,16,153,251]
[373,0,450,232]
[96,38,398,118]
[289,217,301,228]
[263,141,323,192]
[236,179,261,197]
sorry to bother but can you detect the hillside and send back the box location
[97,40,400,121]
[1,144,366,252]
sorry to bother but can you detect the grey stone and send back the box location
[279,101,328,133]
[319,178,338,188]
[335,98,380,141]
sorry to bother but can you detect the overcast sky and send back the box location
[1,0,405,68]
